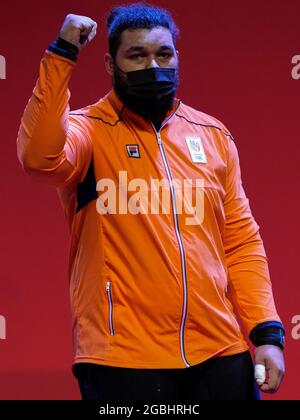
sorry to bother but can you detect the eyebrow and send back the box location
[125,44,174,53]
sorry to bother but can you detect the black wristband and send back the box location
[48,37,79,62]
[249,322,285,350]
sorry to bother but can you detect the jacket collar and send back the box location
[105,88,181,133]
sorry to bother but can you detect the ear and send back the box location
[104,53,114,76]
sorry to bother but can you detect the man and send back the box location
[17,3,285,400]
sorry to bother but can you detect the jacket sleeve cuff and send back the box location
[249,321,285,350]
[48,37,79,62]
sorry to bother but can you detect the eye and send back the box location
[158,52,172,59]
[130,54,145,60]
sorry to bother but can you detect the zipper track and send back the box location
[106,281,115,336]
[150,108,190,368]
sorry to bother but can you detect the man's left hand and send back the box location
[254,344,285,393]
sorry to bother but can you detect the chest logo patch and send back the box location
[126,144,140,158]
[185,136,207,163]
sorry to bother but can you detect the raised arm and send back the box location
[16,14,98,187]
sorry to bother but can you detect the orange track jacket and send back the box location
[17,51,282,369]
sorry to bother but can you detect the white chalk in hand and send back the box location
[255,364,266,385]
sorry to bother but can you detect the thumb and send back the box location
[254,348,267,386]
[254,363,266,386]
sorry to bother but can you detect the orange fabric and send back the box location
[17,50,282,369]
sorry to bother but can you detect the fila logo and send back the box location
[126,144,140,158]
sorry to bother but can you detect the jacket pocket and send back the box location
[106,280,115,336]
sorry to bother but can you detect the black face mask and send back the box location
[113,64,179,120]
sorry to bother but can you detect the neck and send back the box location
[151,113,166,132]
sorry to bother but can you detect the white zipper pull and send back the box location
[157,132,162,145]
[106,281,110,292]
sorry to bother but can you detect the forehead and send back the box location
[118,27,175,51]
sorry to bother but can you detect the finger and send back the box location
[84,19,97,33]
[260,382,277,393]
[254,364,266,386]
[87,31,96,43]
[260,368,282,393]
[79,25,95,46]
[80,24,94,37]
[87,25,97,42]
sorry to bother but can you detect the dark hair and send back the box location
[107,2,180,59]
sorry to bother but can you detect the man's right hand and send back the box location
[59,14,98,51]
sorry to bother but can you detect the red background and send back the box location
[0,0,299,399]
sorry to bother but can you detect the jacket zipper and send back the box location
[106,280,115,336]
[151,112,190,368]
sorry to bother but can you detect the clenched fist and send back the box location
[59,14,97,50]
